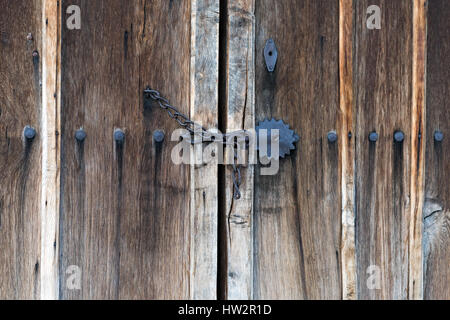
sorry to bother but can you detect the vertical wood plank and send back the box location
[222,0,256,300]
[190,0,219,300]
[0,0,43,299]
[59,0,218,299]
[424,0,450,300]
[354,0,413,299]
[339,0,356,300]
[253,0,341,299]
[41,0,61,300]
[410,0,427,301]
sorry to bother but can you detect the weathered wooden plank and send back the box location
[253,0,341,299]
[339,0,356,301]
[355,0,413,299]
[424,0,450,300]
[41,0,61,300]
[222,0,256,300]
[409,0,427,301]
[59,0,218,299]
[0,0,43,299]
[190,0,219,300]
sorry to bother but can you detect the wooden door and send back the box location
[0,0,448,300]
[57,0,219,300]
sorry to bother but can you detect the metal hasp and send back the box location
[264,39,278,72]
[256,119,299,159]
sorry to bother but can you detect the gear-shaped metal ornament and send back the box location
[256,119,300,160]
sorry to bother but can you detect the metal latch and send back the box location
[143,88,299,199]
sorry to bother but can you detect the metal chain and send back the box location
[144,88,244,199]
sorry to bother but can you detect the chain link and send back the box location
[144,88,245,200]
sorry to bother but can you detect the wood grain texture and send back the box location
[354,0,412,300]
[41,0,61,300]
[409,0,427,301]
[424,0,450,300]
[190,0,219,300]
[339,0,356,300]
[222,0,256,300]
[253,0,341,299]
[59,0,217,299]
[0,0,42,299]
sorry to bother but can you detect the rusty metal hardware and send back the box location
[369,131,379,142]
[75,129,87,142]
[264,39,278,72]
[144,87,244,199]
[24,126,36,140]
[327,131,338,143]
[144,88,299,200]
[394,131,404,143]
[434,130,443,142]
[256,119,299,159]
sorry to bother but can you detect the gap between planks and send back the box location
[409,0,427,301]
[339,0,356,301]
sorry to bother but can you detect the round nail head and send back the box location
[369,132,379,142]
[394,131,404,143]
[327,131,338,143]
[153,130,165,143]
[75,129,87,142]
[114,129,125,143]
[24,126,36,140]
[434,130,444,142]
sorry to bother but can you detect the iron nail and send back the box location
[153,130,165,143]
[327,131,338,143]
[75,129,87,142]
[27,33,33,41]
[32,50,39,57]
[114,129,125,143]
[434,130,444,142]
[369,131,379,142]
[24,126,36,140]
[394,131,404,143]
